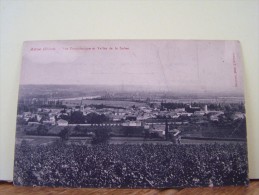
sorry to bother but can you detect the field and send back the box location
[61,99,147,108]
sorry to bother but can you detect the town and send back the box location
[16,90,247,145]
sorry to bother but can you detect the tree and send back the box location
[37,124,48,135]
[59,114,70,121]
[73,125,88,135]
[20,139,30,153]
[60,108,67,113]
[27,116,37,123]
[91,128,110,144]
[123,127,131,137]
[86,113,108,124]
[59,127,70,141]
[70,111,85,124]
[144,129,150,138]
[165,119,169,140]
[74,125,81,131]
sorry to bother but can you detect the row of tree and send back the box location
[59,111,109,124]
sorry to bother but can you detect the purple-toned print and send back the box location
[14,40,248,188]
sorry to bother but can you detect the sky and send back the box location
[20,40,244,94]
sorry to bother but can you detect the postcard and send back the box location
[13,40,249,188]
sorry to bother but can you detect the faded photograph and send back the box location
[14,40,248,188]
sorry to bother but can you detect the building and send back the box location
[204,105,208,113]
[57,119,68,126]
[185,105,201,113]
[194,111,205,116]
[231,112,245,120]
[122,121,142,127]
[28,122,41,126]
[125,115,137,121]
